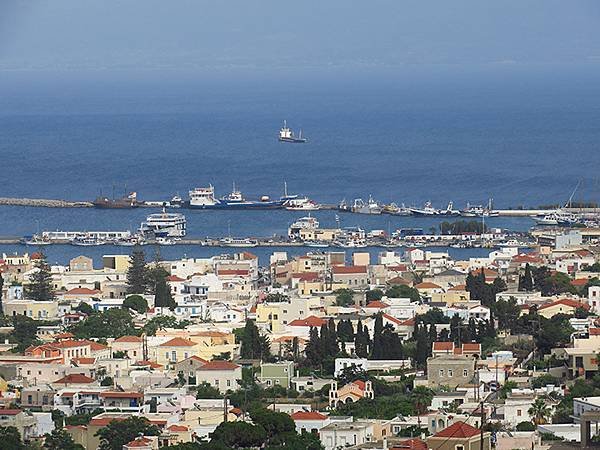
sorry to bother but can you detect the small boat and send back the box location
[219,237,258,247]
[23,235,52,246]
[156,237,176,246]
[304,241,329,248]
[169,195,184,208]
[71,236,106,246]
[278,120,307,143]
[285,197,320,211]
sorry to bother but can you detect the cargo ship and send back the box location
[278,120,307,143]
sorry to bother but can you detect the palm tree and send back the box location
[411,386,434,429]
[528,398,551,425]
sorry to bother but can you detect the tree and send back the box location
[100,376,114,386]
[126,246,148,295]
[305,326,322,367]
[249,408,295,439]
[492,297,521,331]
[264,293,289,303]
[0,426,25,450]
[196,382,223,399]
[143,315,188,336]
[95,417,160,450]
[122,295,148,314]
[385,285,420,302]
[74,302,94,315]
[528,398,551,425]
[519,263,534,292]
[210,421,267,448]
[334,289,354,307]
[43,428,84,450]
[366,289,384,301]
[240,319,271,361]
[24,254,56,301]
[516,421,536,431]
[148,265,176,309]
[70,308,136,339]
[411,386,434,415]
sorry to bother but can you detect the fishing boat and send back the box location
[23,234,52,246]
[534,211,579,226]
[278,120,307,143]
[382,203,413,216]
[351,196,382,214]
[410,201,460,217]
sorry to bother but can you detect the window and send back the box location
[463,369,468,377]
[439,369,444,377]
[517,409,522,416]
[448,369,453,377]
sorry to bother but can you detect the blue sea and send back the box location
[1,65,599,265]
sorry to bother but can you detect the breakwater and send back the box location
[0,198,93,208]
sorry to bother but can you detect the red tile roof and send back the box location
[167,275,186,282]
[589,328,600,336]
[433,421,480,438]
[538,298,589,311]
[125,437,154,448]
[572,278,590,287]
[65,287,101,295]
[332,265,367,274]
[198,360,240,371]
[114,335,143,343]
[292,272,320,282]
[400,317,415,326]
[383,313,402,325]
[167,424,189,432]
[415,282,441,289]
[54,373,95,384]
[432,341,454,352]
[0,409,22,415]
[288,316,327,328]
[159,337,196,347]
[462,343,481,352]
[392,438,428,450]
[365,301,389,309]
[291,411,327,420]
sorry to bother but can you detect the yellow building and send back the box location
[537,298,588,319]
[155,337,200,368]
[102,255,131,272]
[430,290,471,306]
[3,300,59,320]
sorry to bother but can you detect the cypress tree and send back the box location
[0,273,4,314]
[520,263,534,292]
[24,254,56,301]
[372,313,384,359]
[305,327,322,366]
[126,246,148,295]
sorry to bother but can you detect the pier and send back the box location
[0,197,93,208]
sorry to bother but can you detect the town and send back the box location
[0,225,599,450]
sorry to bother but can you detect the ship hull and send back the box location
[279,137,307,143]
[186,200,285,210]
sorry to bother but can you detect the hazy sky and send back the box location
[1,0,600,72]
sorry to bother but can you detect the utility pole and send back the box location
[223,394,228,423]
[480,400,485,450]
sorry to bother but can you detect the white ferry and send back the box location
[41,230,131,242]
[288,215,320,239]
[140,208,186,238]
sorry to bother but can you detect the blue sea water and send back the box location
[1,65,599,264]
